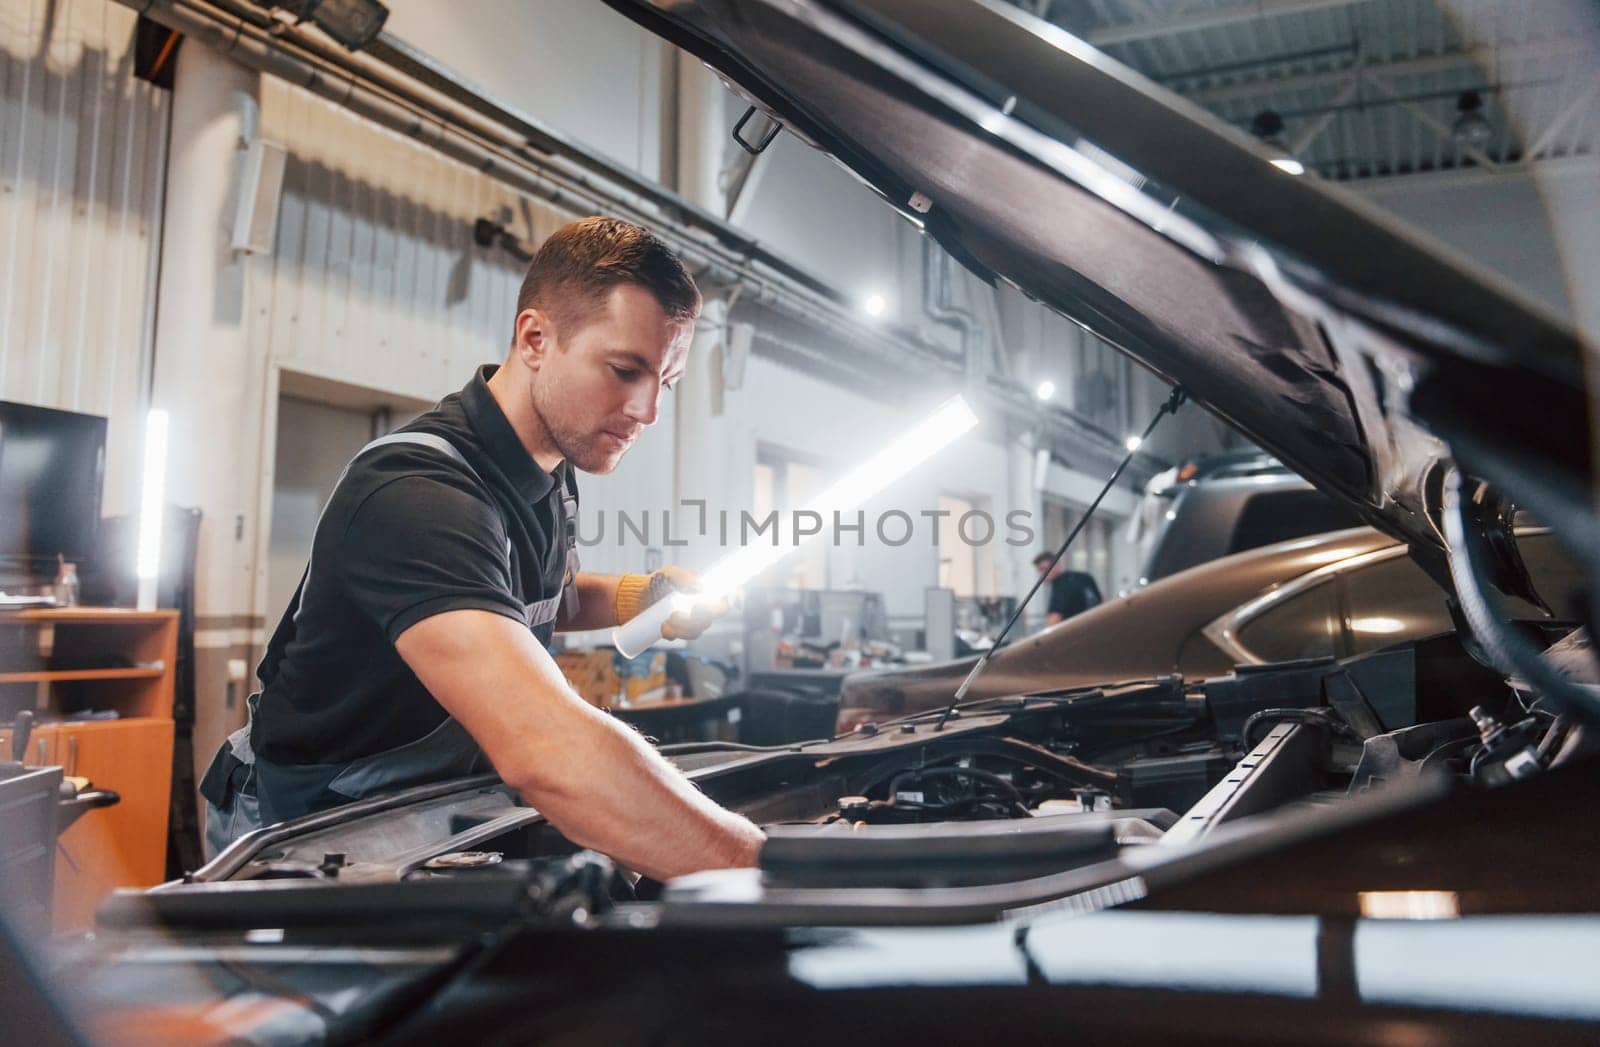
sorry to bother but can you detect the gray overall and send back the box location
[201,432,578,860]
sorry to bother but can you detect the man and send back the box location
[201,217,764,880]
[1032,551,1103,627]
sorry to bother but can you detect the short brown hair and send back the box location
[514,216,701,338]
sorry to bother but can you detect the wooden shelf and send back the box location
[0,666,164,684]
[0,606,178,930]
[0,607,174,626]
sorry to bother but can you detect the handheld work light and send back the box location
[613,395,980,657]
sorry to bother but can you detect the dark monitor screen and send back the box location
[0,401,107,568]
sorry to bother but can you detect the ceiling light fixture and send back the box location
[863,293,887,317]
[1251,109,1305,175]
[1453,90,1493,149]
[296,0,390,51]
[1250,109,1288,150]
[1035,379,1056,402]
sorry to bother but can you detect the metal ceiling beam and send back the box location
[1350,150,1598,190]
[1086,0,1367,47]
[1525,79,1600,161]
[1361,69,1502,172]
[1182,40,1587,108]
[1151,42,1355,87]
[1286,76,1360,155]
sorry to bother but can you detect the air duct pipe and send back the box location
[921,237,986,382]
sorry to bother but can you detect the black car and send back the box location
[1129,451,1364,587]
[20,2,1599,1044]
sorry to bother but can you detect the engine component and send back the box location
[1467,706,1545,787]
[1122,750,1234,812]
[1349,718,1477,792]
[760,815,1142,888]
[1202,659,1333,745]
[422,851,504,870]
[886,766,1030,820]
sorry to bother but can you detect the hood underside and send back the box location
[607,0,1591,556]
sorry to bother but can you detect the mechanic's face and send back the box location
[521,283,693,474]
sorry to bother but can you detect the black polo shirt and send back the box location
[252,365,574,766]
[1047,571,1103,621]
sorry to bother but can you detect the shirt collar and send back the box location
[461,364,558,502]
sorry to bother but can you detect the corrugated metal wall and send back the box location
[253,77,547,404]
[0,0,169,516]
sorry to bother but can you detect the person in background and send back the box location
[1032,551,1102,627]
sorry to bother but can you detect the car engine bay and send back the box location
[66,624,1599,1047]
[104,625,1593,933]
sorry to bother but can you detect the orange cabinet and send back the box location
[1,609,178,931]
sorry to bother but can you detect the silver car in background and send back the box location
[839,526,1578,730]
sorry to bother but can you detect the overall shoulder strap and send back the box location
[556,462,582,618]
[258,432,483,686]
[361,431,474,475]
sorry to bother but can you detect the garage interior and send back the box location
[0,0,1595,993]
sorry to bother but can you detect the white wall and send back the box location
[1533,162,1600,341]
[383,0,668,182]
[266,395,374,624]
[1352,162,1596,333]
[732,136,911,315]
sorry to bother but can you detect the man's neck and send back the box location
[486,363,564,474]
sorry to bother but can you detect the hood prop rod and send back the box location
[933,386,1187,731]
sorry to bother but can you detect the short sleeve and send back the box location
[1046,577,1073,617]
[338,474,527,642]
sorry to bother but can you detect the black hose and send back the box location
[655,740,820,756]
[890,765,1025,802]
[887,766,1031,818]
[1442,470,1600,725]
[1240,707,1355,749]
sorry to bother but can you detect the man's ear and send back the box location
[512,308,555,372]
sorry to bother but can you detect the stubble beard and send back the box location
[529,382,622,475]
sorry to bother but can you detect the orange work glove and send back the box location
[612,566,732,641]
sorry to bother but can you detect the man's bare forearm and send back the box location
[515,701,764,878]
[554,572,623,632]
[396,609,764,880]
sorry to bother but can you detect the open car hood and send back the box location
[605,0,1591,557]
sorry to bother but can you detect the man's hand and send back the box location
[395,609,764,880]
[615,566,731,641]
